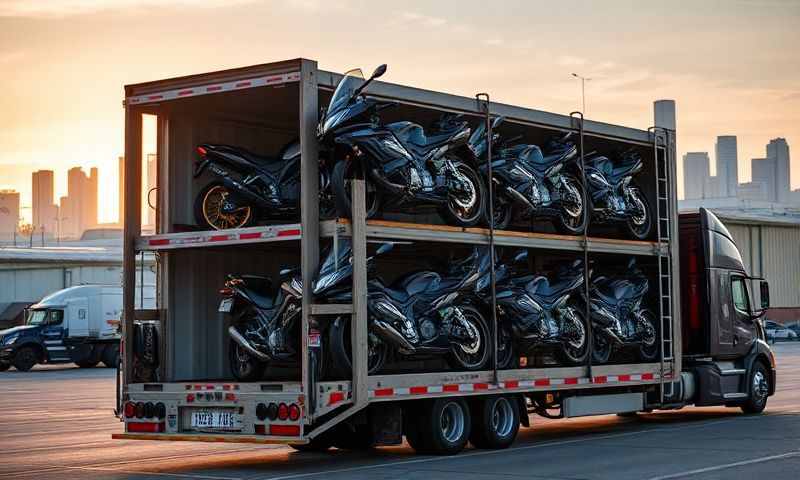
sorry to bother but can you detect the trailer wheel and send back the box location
[410,398,471,455]
[741,361,770,414]
[13,346,40,372]
[76,359,99,368]
[102,345,120,368]
[0,363,10,372]
[469,395,519,449]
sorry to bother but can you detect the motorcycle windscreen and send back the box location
[327,69,365,117]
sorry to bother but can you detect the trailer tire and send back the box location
[76,359,99,368]
[411,398,471,455]
[741,361,769,414]
[102,345,120,368]
[469,395,519,450]
[13,346,40,372]
[0,363,10,372]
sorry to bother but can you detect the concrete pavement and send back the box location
[1,343,799,479]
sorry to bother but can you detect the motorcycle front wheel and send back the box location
[557,307,590,366]
[625,184,652,240]
[496,322,516,369]
[228,337,264,381]
[195,182,254,230]
[447,306,491,371]
[327,316,388,379]
[554,174,588,235]
[591,330,613,365]
[443,161,486,227]
[331,160,382,219]
[637,309,660,362]
[485,187,514,231]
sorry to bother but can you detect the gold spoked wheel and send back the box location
[202,185,252,230]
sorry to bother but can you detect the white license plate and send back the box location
[218,298,234,313]
[191,410,240,429]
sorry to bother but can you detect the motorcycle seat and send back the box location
[521,145,577,173]
[588,155,640,182]
[526,275,578,300]
[387,121,469,156]
[241,287,275,309]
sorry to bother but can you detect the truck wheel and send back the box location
[13,346,39,372]
[289,431,334,452]
[102,345,120,368]
[0,363,10,372]
[76,359,99,368]
[469,395,520,449]
[411,398,471,455]
[741,362,770,414]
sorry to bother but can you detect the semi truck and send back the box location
[112,58,774,454]
[0,285,154,372]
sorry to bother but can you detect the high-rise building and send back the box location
[737,181,768,202]
[683,152,710,199]
[715,136,738,198]
[118,156,125,225]
[0,190,20,241]
[63,166,99,238]
[146,153,157,227]
[32,170,58,235]
[752,157,777,202]
[766,138,791,203]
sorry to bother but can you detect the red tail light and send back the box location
[124,402,135,418]
[288,404,301,421]
[219,287,233,296]
[277,403,289,420]
[197,146,207,156]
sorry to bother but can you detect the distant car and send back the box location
[764,320,798,342]
[786,323,800,338]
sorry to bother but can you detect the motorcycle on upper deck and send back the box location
[193,142,334,230]
[318,65,486,227]
[584,150,652,240]
[471,117,588,234]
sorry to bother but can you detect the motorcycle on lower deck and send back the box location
[324,245,492,377]
[583,258,659,363]
[492,253,590,367]
[584,151,652,240]
[471,117,588,234]
[218,241,355,381]
[318,64,486,227]
[193,142,334,230]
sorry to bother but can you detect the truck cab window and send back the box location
[731,277,750,314]
[48,310,64,325]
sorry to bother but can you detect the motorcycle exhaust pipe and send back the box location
[373,320,416,352]
[369,168,406,194]
[505,186,536,211]
[220,177,275,209]
[228,326,271,362]
[600,327,625,346]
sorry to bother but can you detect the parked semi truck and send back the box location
[113,59,774,454]
[0,285,154,372]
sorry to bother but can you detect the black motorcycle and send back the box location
[325,244,491,377]
[493,254,589,367]
[585,259,659,363]
[219,242,355,381]
[472,117,587,234]
[584,151,652,240]
[318,65,486,227]
[193,142,334,230]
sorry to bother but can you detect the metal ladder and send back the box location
[650,127,674,402]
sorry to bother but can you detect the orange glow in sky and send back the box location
[0,0,798,223]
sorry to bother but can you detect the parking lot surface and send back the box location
[1,343,799,480]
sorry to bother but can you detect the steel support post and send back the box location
[350,179,369,407]
[666,129,681,377]
[299,59,320,422]
[122,105,142,387]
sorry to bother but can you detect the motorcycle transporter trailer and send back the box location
[113,58,776,454]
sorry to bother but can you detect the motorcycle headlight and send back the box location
[3,334,19,345]
[319,109,348,138]
[290,277,303,296]
[313,269,348,296]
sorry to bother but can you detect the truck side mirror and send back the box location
[760,281,770,310]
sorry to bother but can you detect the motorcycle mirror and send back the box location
[627,258,636,269]
[279,268,292,277]
[491,116,505,129]
[376,242,394,255]
[371,64,388,80]
[513,250,528,265]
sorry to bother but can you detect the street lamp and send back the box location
[571,73,591,115]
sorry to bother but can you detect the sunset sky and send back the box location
[1,0,798,223]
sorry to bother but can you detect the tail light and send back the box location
[267,402,278,420]
[197,146,207,156]
[277,403,289,421]
[256,403,268,421]
[155,402,166,419]
[144,402,155,418]
[135,402,145,419]
[288,404,301,421]
[219,287,233,296]
[124,402,135,418]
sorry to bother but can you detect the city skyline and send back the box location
[1,0,799,215]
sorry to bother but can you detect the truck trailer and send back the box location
[113,58,774,454]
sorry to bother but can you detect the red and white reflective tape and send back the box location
[185,384,240,391]
[146,226,301,249]
[127,71,301,106]
[368,372,662,399]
